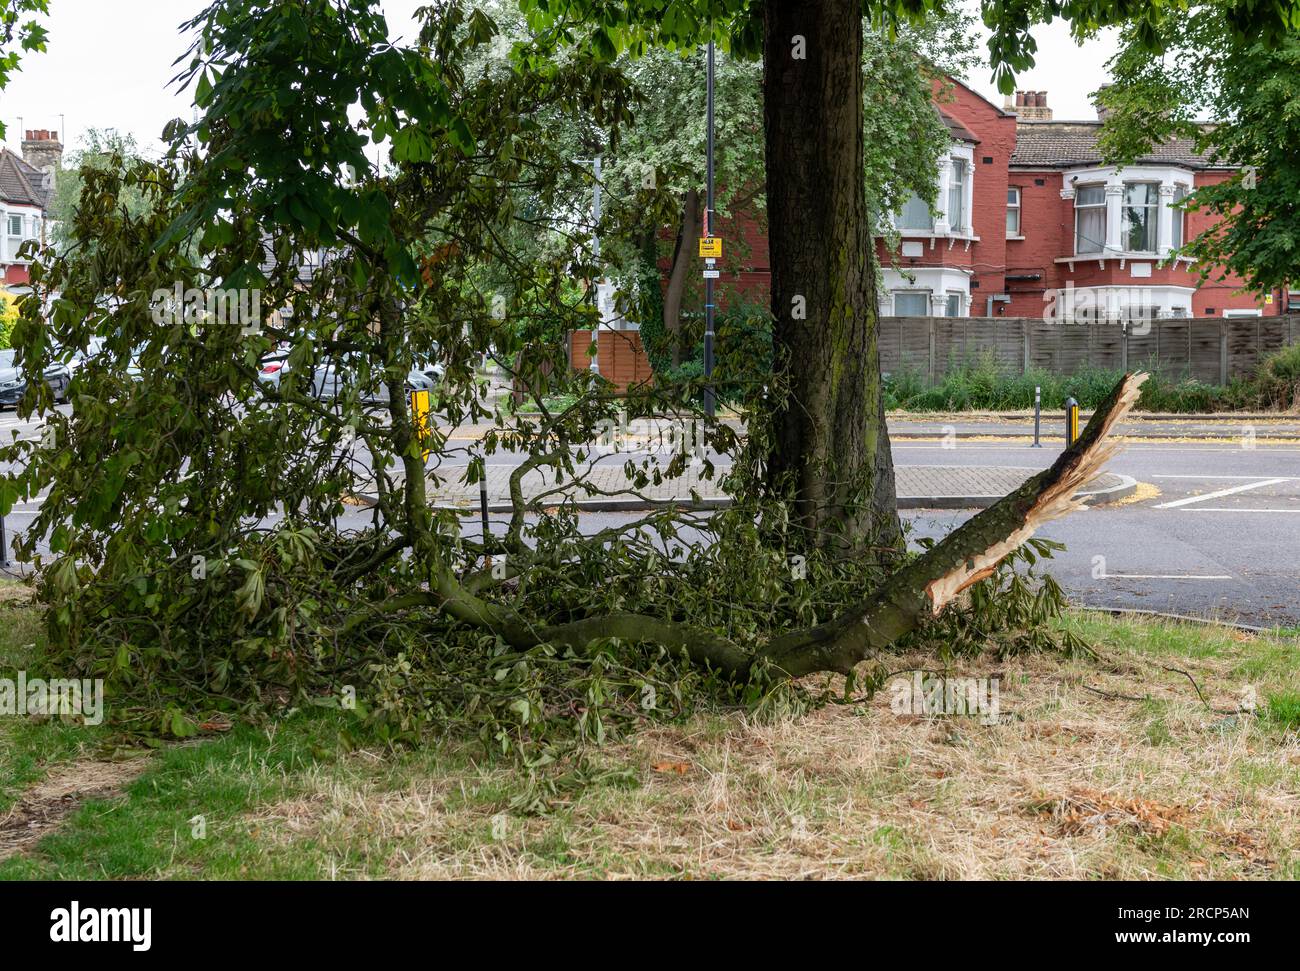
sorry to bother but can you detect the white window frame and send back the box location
[895,143,976,238]
[895,191,934,232]
[7,214,22,237]
[893,291,931,317]
[1006,187,1021,237]
[1122,182,1159,253]
[947,158,968,234]
[1074,185,1106,255]
[1169,184,1188,250]
[944,291,964,317]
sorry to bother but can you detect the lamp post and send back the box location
[575,156,603,376]
[702,39,716,419]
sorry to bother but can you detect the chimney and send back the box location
[1093,84,1114,122]
[21,127,63,177]
[1015,91,1053,121]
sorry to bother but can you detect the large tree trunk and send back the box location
[760,0,900,555]
[662,188,701,367]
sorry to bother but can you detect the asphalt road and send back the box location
[893,439,1300,628]
[3,405,1297,628]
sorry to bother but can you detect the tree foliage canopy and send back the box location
[0,0,48,142]
[1098,8,1300,293]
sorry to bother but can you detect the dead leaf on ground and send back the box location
[651,761,690,775]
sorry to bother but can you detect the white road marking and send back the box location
[1103,573,1232,580]
[1152,474,1298,480]
[892,444,1300,454]
[1154,478,1290,509]
[1183,507,1300,513]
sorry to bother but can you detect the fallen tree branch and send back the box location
[427,373,1149,683]
[757,372,1147,678]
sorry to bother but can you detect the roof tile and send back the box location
[1009,122,1228,170]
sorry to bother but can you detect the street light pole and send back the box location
[575,155,603,376]
[590,155,602,377]
[702,38,716,419]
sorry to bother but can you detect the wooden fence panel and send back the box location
[565,315,1300,389]
[874,314,1300,386]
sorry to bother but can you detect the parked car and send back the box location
[0,348,71,408]
[258,350,291,388]
[311,359,439,403]
[65,337,108,378]
[413,359,446,387]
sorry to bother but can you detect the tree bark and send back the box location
[662,188,701,367]
[760,0,900,556]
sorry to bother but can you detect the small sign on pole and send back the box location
[698,236,722,259]
[410,388,432,462]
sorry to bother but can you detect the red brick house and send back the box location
[0,129,62,289]
[574,80,1296,388]
[686,79,1292,323]
[888,80,1292,321]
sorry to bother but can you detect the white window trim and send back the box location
[1072,183,1107,256]
[1048,284,1196,321]
[892,290,932,316]
[1006,186,1022,239]
[896,141,977,241]
[1063,164,1196,257]
[1122,181,1160,254]
[880,267,973,317]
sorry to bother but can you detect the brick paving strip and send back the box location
[365,460,1133,512]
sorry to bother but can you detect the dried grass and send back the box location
[246,635,1298,880]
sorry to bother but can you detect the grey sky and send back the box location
[0,0,1117,159]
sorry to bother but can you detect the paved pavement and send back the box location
[887,413,1300,441]
[402,460,1130,511]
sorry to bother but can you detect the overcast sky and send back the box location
[0,0,1117,159]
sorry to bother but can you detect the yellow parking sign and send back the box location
[410,388,432,462]
[698,236,722,258]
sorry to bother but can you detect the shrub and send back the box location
[886,342,1300,414]
[1253,342,1300,411]
[0,289,18,350]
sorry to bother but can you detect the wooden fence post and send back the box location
[1219,322,1229,386]
[927,317,936,384]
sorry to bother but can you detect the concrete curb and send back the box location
[889,430,1300,441]
[891,411,1300,422]
[355,474,1137,514]
[896,473,1136,510]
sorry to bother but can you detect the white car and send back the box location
[311,360,439,403]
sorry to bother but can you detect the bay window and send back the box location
[1170,185,1187,250]
[1123,182,1158,252]
[896,191,933,231]
[947,159,967,233]
[1074,186,1105,254]
[894,292,930,316]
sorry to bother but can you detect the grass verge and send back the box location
[1,587,1296,879]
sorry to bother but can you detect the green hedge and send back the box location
[885,345,1300,413]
